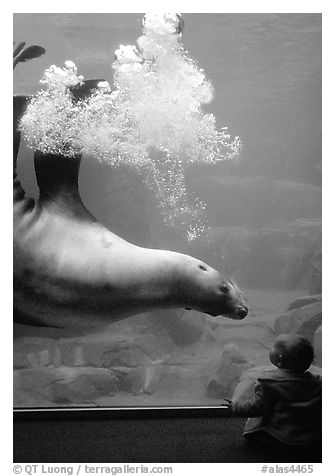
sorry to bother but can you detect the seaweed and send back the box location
[13,41,46,69]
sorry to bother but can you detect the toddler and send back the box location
[230,333,322,447]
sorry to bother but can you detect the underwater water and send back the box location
[13,13,321,407]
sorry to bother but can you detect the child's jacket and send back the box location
[232,368,322,446]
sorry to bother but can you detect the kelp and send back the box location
[13,42,46,69]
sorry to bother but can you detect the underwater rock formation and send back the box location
[189,219,321,290]
[15,291,322,406]
[287,294,322,311]
[206,343,253,399]
[14,336,61,369]
[274,298,322,343]
[148,309,206,346]
[189,175,321,228]
[14,366,117,405]
[13,331,169,402]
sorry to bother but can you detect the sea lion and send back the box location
[13,86,248,331]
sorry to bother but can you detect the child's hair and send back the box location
[275,334,314,372]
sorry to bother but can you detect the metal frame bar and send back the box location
[14,405,231,421]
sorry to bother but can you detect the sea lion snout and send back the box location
[234,305,248,319]
[222,278,248,319]
[186,263,249,320]
[185,263,249,320]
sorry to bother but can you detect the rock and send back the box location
[114,365,159,395]
[14,366,117,404]
[314,326,322,367]
[187,225,256,276]
[51,367,118,404]
[206,343,253,399]
[59,342,86,367]
[153,361,214,401]
[232,364,322,404]
[287,294,322,311]
[13,336,61,369]
[59,334,157,369]
[13,376,55,408]
[189,175,321,228]
[189,219,321,290]
[202,319,275,366]
[149,308,205,346]
[274,301,322,342]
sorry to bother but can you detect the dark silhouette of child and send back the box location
[230,333,321,448]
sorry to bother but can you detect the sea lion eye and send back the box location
[199,264,207,271]
[220,285,230,294]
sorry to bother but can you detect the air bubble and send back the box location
[19,13,241,240]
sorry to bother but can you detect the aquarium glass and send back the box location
[13,13,321,408]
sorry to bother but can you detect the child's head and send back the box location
[269,333,314,373]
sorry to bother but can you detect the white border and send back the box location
[3,3,332,473]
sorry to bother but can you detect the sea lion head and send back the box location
[179,257,248,320]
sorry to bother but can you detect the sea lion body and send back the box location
[14,92,248,330]
[14,203,247,328]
